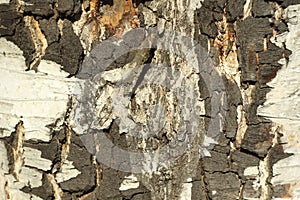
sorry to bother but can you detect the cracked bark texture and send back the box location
[0,0,299,200]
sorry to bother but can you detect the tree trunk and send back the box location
[0,0,299,199]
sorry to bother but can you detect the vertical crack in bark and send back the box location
[9,121,25,182]
[259,125,281,199]
[93,155,102,187]
[5,181,10,200]
[60,96,76,169]
[260,158,271,200]
[76,155,102,199]
[47,174,63,200]
[23,16,48,71]
[238,181,245,200]
[236,85,255,144]
[59,127,72,169]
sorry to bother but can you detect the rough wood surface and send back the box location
[0,0,299,199]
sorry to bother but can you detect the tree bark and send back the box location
[0,0,299,199]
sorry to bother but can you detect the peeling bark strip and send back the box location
[0,0,299,200]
